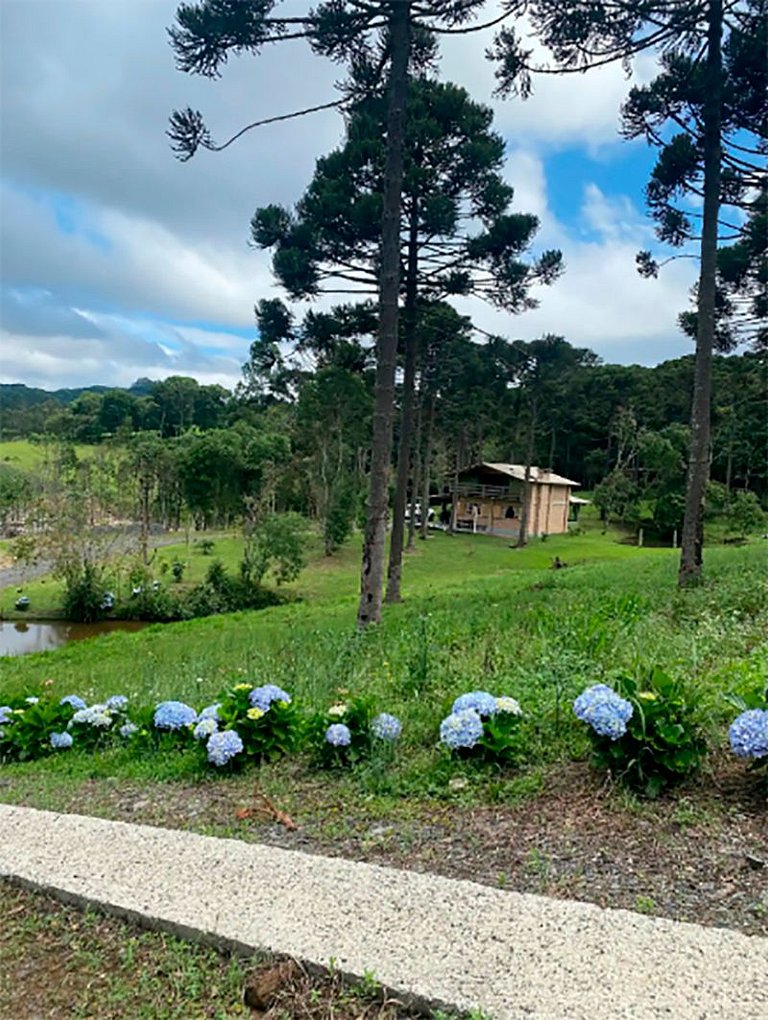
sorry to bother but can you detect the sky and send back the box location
[0,0,703,393]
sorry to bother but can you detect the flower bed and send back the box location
[0,671,765,789]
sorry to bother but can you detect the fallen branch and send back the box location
[235,788,299,830]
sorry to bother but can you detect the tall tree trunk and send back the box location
[407,381,423,550]
[419,391,436,541]
[678,0,722,587]
[386,195,420,603]
[516,399,538,548]
[357,0,410,627]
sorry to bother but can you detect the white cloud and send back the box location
[455,173,697,364]
[0,0,700,387]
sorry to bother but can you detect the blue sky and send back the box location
[0,0,702,392]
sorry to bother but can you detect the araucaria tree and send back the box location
[491,0,767,586]
[251,75,561,600]
[166,0,541,626]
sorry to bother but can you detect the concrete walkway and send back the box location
[1,804,766,1020]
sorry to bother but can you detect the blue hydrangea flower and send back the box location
[119,722,138,738]
[440,709,484,750]
[193,717,218,741]
[198,703,221,721]
[371,713,402,741]
[153,701,197,730]
[106,695,128,711]
[573,684,633,740]
[452,691,498,718]
[69,705,113,729]
[729,709,768,759]
[60,695,87,710]
[325,723,352,747]
[0,706,12,725]
[25,696,40,705]
[206,729,244,766]
[249,685,292,712]
[50,732,73,750]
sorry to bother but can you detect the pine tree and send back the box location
[490,0,767,585]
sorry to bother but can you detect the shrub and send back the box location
[61,561,106,623]
[574,671,707,797]
[307,697,401,768]
[0,695,71,762]
[192,682,302,767]
[67,696,131,751]
[438,691,524,766]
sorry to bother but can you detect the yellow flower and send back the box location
[328,703,347,717]
[637,692,658,701]
[277,700,289,709]
[247,707,264,720]
[12,709,25,716]
[234,683,251,692]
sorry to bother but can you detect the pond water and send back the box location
[0,619,147,658]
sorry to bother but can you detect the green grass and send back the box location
[0,438,94,471]
[1,529,766,806]
[1,518,650,617]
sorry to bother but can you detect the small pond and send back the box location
[0,619,147,658]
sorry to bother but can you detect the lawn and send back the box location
[1,532,766,933]
[0,438,94,472]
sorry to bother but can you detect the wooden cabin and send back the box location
[452,462,580,538]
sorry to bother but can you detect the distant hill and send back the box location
[0,380,155,410]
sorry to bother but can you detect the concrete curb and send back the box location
[1,804,766,1019]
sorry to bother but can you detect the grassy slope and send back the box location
[1,529,766,748]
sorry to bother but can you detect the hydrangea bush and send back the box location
[207,681,301,764]
[574,671,707,797]
[439,691,524,765]
[0,694,82,762]
[727,683,768,772]
[308,697,402,767]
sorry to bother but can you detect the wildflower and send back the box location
[198,703,221,721]
[233,683,252,692]
[60,695,87,710]
[50,732,73,750]
[452,691,498,718]
[247,707,265,721]
[106,695,128,711]
[153,701,197,730]
[729,709,768,759]
[0,706,12,725]
[325,723,352,747]
[440,709,484,750]
[495,697,522,716]
[25,696,40,705]
[328,703,347,717]
[119,722,138,738]
[371,713,402,741]
[573,684,633,740]
[249,685,292,712]
[70,705,113,729]
[193,717,217,741]
[206,729,244,766]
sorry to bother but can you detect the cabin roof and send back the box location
[462,462,580,488]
